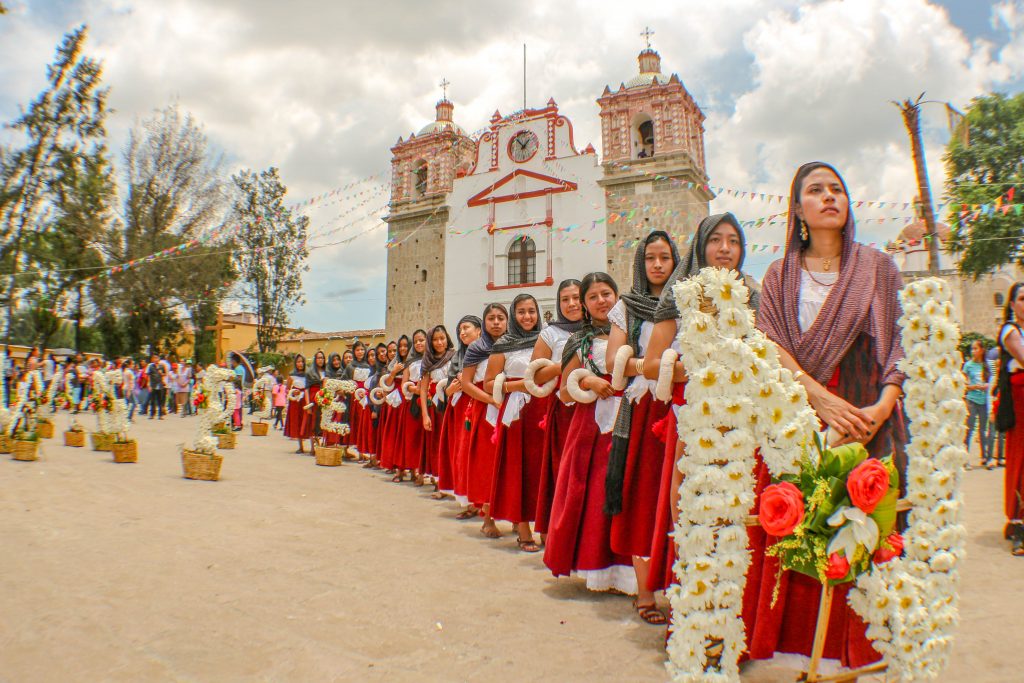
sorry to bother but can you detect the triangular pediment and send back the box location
[467,169,578,207]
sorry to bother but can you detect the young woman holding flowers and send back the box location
[748,162,907,669]
[378,335,410,473]
[305,350,328,447]
[532,280,584,539]
[543,272,636,594]
[603,230,679,624]
[643,213,758,600]
[419,325,455,488]
[460,304,509,536]
[322,352,347,447]
[996,281,1024,556]
[394,330,428,483]
[485,294,547,552]
[342,342,374,459]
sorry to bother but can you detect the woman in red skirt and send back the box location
[604,230,679,624]
[419,325,455,491]
[751,163,907,670]
[306,350,327,450]
[366,342,394,469]
[486,294,547,552]
[544,272,636,593]
[342,342,374,460]
[997,282,1024,556]
[378,335,409,472]
[460,304,509,537]
[436,316,482,504]
[284,354,313,453]
[531,280,583,539]
[395,329,427,483]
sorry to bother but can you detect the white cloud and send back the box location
[1,0,1021,331]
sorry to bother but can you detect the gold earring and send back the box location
[800,219,808,241]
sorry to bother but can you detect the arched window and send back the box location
[632,114,654,159]
[412,160,428,197]
[507,236,536,285]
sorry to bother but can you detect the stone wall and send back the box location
[385,199,448,339]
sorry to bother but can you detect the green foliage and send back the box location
[230,167,309,353]
[945,92,1024,276]
[959,331,996,357]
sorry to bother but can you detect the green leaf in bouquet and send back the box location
[820,442,869,479]
[869,486,900,539]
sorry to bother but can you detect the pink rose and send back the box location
[759,482,805,537]
[873,533,904,564]
[847,459,891,513]
[825,552,850,580]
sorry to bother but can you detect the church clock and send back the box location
[508,130,539,163]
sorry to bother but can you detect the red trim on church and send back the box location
[467,169,578,207]
[486,276,554,291]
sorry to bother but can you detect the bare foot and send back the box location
[480,519,502,539]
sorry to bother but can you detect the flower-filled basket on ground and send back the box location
[314,378,355,465]
[36,417,55,439]
[183,365,235,481]
[112,434,138,463]
[8,369,44,460]
[250,368,275,435]
[12,428,40,461]
[64,421,86,448]
[761,435,900,592]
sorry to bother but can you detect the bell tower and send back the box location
[385,86,476,338]
[598,31,712,288]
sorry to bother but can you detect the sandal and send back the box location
[1012,526,1024,556]
[391,473,404,483]
[430,491,448,500]
[456,506,479,520]
[414,474,425,487]
[633,601,667,625]
[480,523,502,539]
[517,537,541,553]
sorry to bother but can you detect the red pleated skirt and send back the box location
[1004,372,1024,520]
[543,401,630,577]
[535,397,575,534]
[489,392,551,524]
[378,400,403,470]
[322,409,347,446]
[421,385,445,477]
[396,400,425,472]
[436,395,465,494]
[465,384,499,507]
[354,394,375,455]
[453,397,476,501]
[609,393,671,558]
[283,394,312,439]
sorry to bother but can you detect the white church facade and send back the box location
[384,44,712,337]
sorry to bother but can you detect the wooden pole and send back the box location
[805,583,835,682]
[896,95,942,275]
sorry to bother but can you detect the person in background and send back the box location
[964,339,992,468]
[272,378,287,430]
[42,352,55,390]
[146,354,166,419]
[134,359,150,421]
[123,359,138,422]
[174,361,192,417]
[232,377,244,431]
[987,346,1006,467]
[166,362,179,414]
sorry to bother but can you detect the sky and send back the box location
[2,0,1023,333]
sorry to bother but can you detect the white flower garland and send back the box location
[193,366,236,453]
[92,370,129,436]
[848,277,967,681]
[252,369,275,421]
[8,369,44,436]
[320,378,356,436]
[667,268,815,682]
[0,351,9,433]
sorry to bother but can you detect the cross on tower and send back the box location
[641,26,655,49]
[439,78,450,100]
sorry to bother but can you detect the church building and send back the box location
[384,42,711,337]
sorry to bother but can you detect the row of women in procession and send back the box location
[278,163,1024,671]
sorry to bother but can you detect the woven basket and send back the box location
[37,421,55,439]
[64,430,86,447]
[91,432,114,452]
[0,433,12,454]
[13,439,39,461]
[217,432,236,449]
[182,449,223,481]
[314,445,343,467]
[112,440,138,463]
[251,422,269,436]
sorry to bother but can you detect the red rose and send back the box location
[873,532,904,564]
[825,552,850,580]
[847,459,890,513]
[759,482,806,537]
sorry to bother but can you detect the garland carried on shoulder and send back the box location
[848,278,967,680]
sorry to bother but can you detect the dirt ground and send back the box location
[1,411,1019,682]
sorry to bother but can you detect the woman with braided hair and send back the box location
[604,230,679,625]
[543,272,635,594]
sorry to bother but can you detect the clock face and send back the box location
[509,130,539,163]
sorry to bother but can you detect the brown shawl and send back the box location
[755,162,905,387]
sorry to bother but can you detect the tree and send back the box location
[0,26,109,344]
[104,104,233,354]
[944,92,1024,277]
[230,167,309,353]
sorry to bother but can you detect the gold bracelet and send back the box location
[635,358,645,376]
[793,370,806,382]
